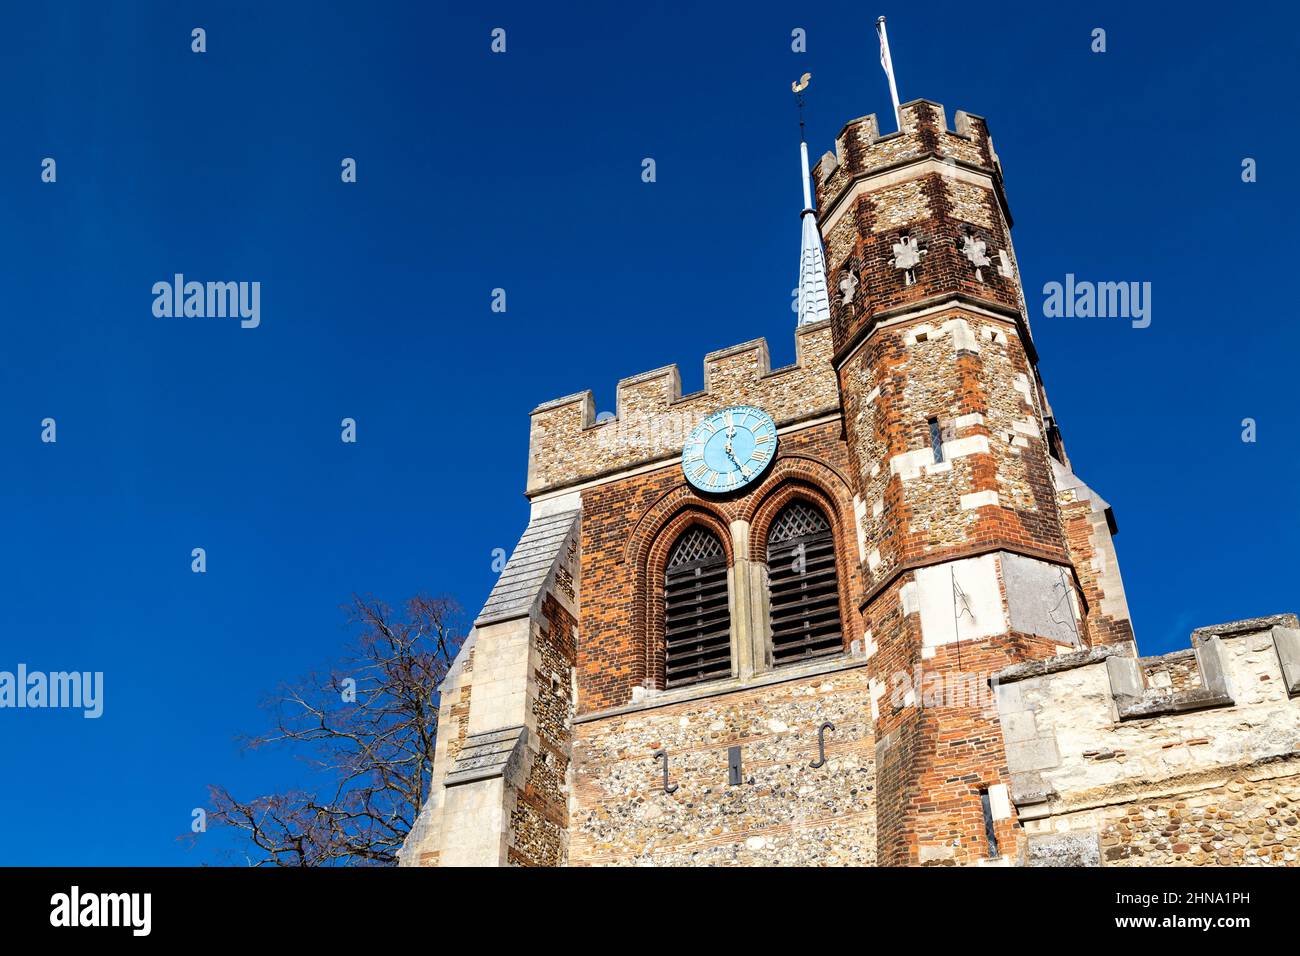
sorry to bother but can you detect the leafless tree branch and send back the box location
[201,593,463,866]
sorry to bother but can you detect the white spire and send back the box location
[796,139,831,328]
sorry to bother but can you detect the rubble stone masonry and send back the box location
[527,323,840,496]
[570,664,875,866]
[997,616,1300,866]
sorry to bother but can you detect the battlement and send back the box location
[526,321,839,496]
[813,99,1001,225]
[993,614,1300,821]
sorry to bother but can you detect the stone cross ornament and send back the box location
[892,235,924,285]
[838,270,859,304]
[960,233,991,282]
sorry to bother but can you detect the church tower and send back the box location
[813,99,1131,864]
[399,86,1164,869]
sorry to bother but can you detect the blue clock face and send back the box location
[682,405,778,493]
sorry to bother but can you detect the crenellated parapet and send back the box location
[812,99,1025,366]
[814,99,1001,220]
[526,321,839,496]
[993,614,1300,864]
[399,507,582,867]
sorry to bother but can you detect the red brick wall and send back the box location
[866,571,1066,865]
[575,420,863,714]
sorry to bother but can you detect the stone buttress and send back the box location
[399,500,580,866]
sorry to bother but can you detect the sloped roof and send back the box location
[475,509,579,626]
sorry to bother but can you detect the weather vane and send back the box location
[792,72,811,139]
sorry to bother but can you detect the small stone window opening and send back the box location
[928,418,944,464]
[979,787,1000,858]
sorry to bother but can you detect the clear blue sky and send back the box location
[1,1,1296,865]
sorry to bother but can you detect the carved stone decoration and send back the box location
[892,234,924,286]
[838,269,859,304]
[960,233,992,283]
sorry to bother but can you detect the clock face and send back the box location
[682,405,778,493]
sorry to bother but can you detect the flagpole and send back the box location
[877,16,902,131]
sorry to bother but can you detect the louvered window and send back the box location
[766,502,843,665]
[664,527,731,688]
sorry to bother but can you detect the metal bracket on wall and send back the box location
[654,750,678,795]
[728,745,742,786]
[809,721,835,769]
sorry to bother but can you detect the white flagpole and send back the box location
[877,16,902,131]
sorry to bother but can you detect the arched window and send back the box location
[664,526,731,688]
[766,501,843,666]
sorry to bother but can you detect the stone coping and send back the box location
[1191,613,1297,641]
[575,653,868,724]
[996,616,1300,727]
[991,647,1119,686]
[995,614,1299,688]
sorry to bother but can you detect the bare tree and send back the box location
[205,594,463,866]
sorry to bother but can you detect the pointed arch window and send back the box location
[664,527,731,688]
[766,501,843,666]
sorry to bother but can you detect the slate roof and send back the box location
[475,509,579,627]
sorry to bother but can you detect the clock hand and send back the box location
[723,441,756,478]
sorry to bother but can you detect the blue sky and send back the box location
[0,1,1296,865]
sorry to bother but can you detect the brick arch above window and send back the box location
[622,483,737,566]
[743,462,855,564]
